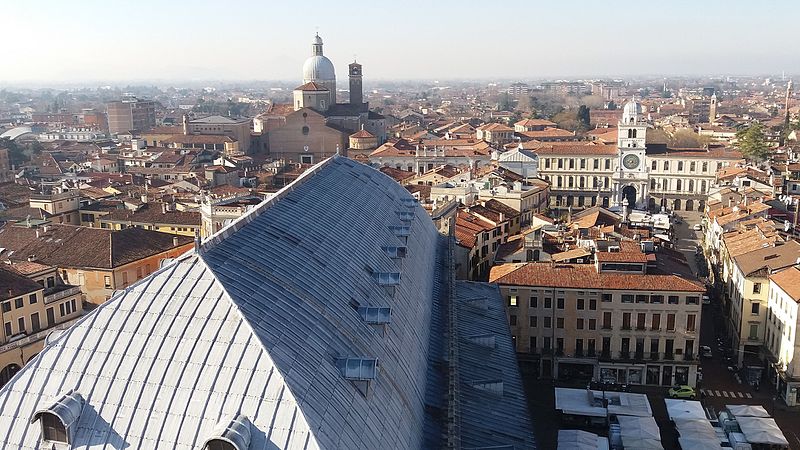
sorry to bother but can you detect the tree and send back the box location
[497,92,513,112]
[577,105,591,130]
[0,138,29,166]
[735,123,771,162]
[669,129,712,148]
[552,110,580,132]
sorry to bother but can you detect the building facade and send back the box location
[492,249,705,387]
[107,97,156,135]
[535,99,742,213]
[0,264,83,387]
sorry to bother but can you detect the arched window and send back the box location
[205,440,237,450]
[556,176,562,187]
[302,126,310,135]
[650,179,656,189]
[701,180,707,192]
[568,177,574,188]
[676,179,682,191]
[40,413,67,443]
[688,180,694,192]
[632,129,637,138]
[32,391,84,445]
[579,176,585,188]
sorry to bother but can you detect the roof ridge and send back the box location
[198,156,338,253]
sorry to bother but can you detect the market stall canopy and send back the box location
[737,416,789,446]
[665,399,706,421]
[726,404,770,418]
[557,429,609,450]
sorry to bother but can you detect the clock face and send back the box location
[623,154,640,170]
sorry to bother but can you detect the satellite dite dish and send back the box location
[304,145,309,152]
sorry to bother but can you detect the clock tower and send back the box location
[613,99,649,209]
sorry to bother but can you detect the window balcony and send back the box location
[649,351,660,360]
[619,351,630,360]
[664,352,674,360]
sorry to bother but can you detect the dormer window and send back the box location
[40,413,67,443]
[31,391,84,445]
[202,414,251,450]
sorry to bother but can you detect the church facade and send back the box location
[268,34,386,164]
[536,99,743,213]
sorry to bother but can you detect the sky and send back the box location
[2,0,799,85]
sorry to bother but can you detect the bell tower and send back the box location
[349,61,363,105]
[709,93,717,123]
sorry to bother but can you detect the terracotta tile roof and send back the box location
[531,142,618,156]
[0,224,192,269]
[294,81,329,91]
[595,248,648,263]
[163,135,234,145]
[455,210,495,248]
[709,201,771,226]
[733,240,800,277]
[490,262,705,292]
[100,205,201,226]
[515,119,557,127]
[495,236,524,260]
[350,129,374,138]
[379,166,415,183]
[484,199,520,218]
[646,145,743,159]
[770,266,800,302]
[518,128,575,139]
[3,260,53,276]
[0,266,41,301]
[551,248,592,262]
[478,123,514,132]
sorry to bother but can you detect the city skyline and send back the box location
[2,0,799,85]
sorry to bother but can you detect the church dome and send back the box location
[303,55,336,83]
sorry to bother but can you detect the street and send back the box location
[520,212,800,449]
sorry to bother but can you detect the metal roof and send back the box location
[0,156,534,449]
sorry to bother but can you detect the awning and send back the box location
[726,404,770,418]
[665,399,706,421]
[737,416,789,446]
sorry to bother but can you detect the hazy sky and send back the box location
[2,0,798,84]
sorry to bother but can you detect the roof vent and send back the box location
[202,414,252,450]
[30,390,85,445]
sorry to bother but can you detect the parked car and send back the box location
[668,385,696,399]
[700,345,713,358]
[693,224,702,231]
